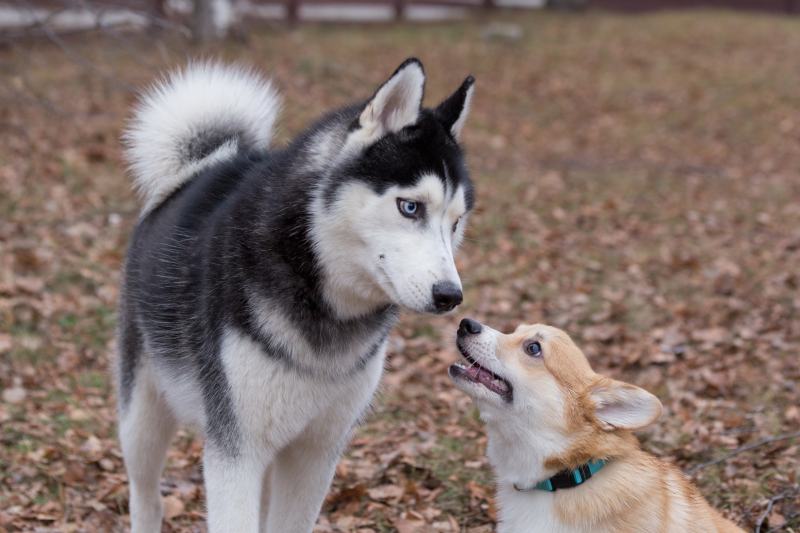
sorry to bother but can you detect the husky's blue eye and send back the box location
[397,199,422,219]
[524,341,542,358]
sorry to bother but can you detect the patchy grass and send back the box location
[2,8,800,532]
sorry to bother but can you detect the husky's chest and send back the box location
[218,317,390,450]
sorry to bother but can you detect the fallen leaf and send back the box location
[163,495,184,520]
[2,387,26,404]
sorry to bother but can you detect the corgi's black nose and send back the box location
[432,281,463,312]
[458,318,482,336]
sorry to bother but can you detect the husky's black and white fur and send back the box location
[118,58,475,532]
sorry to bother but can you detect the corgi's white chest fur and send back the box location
[496,485,621,533]
[497,485,581,533]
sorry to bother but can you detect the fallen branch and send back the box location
[755,487,800,533]
[687,430,800,475]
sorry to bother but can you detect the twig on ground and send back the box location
[755,487,800,533]
[687,430,800,476]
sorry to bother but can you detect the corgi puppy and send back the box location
[449,318,744,533]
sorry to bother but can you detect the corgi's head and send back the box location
[449,318,662,486]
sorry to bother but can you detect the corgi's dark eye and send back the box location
[397,199,423,219]
[524,341,542,358]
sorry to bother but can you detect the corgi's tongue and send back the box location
[464,365,511,395]
[463,365,483,380]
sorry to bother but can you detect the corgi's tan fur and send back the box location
[449,320,744,533]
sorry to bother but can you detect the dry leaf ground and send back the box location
[1,9,799,532]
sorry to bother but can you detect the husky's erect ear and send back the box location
[434,75,475,141]
[589,380,662,431]
[357,58,425,142]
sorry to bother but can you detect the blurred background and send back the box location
[1,1,799,531]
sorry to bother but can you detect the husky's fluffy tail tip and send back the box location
[124,62,281,212]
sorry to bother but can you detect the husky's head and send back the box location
[311,58,475,318]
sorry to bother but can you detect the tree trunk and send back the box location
[149,0,167,33]
[192,0,234,42]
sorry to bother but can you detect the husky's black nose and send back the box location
[458,318,482,337]
[432,281,463,312]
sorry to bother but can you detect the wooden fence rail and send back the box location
[590,0,798,13]
[10,0,798,32]
[277,0,504,23]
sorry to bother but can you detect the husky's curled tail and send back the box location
[124,62,281,213]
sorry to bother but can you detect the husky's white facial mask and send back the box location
[311,58,475,317]
[318,175,470,315]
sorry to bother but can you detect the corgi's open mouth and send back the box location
[449,348,513,402]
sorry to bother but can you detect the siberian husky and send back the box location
[118,58,475,532]
[449,318,744,533]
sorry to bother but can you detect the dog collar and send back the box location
[514,459,607,492]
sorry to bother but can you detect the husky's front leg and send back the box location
[264,425,347,533]
[204,445,271,533]
[265,353,385,533]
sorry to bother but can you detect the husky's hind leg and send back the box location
[119,361,177,533]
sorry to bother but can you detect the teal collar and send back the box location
[514,459,607,492]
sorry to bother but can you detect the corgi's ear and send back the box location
[357,58,425,142]
[589,380,662,431]
[434,75,475,141]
